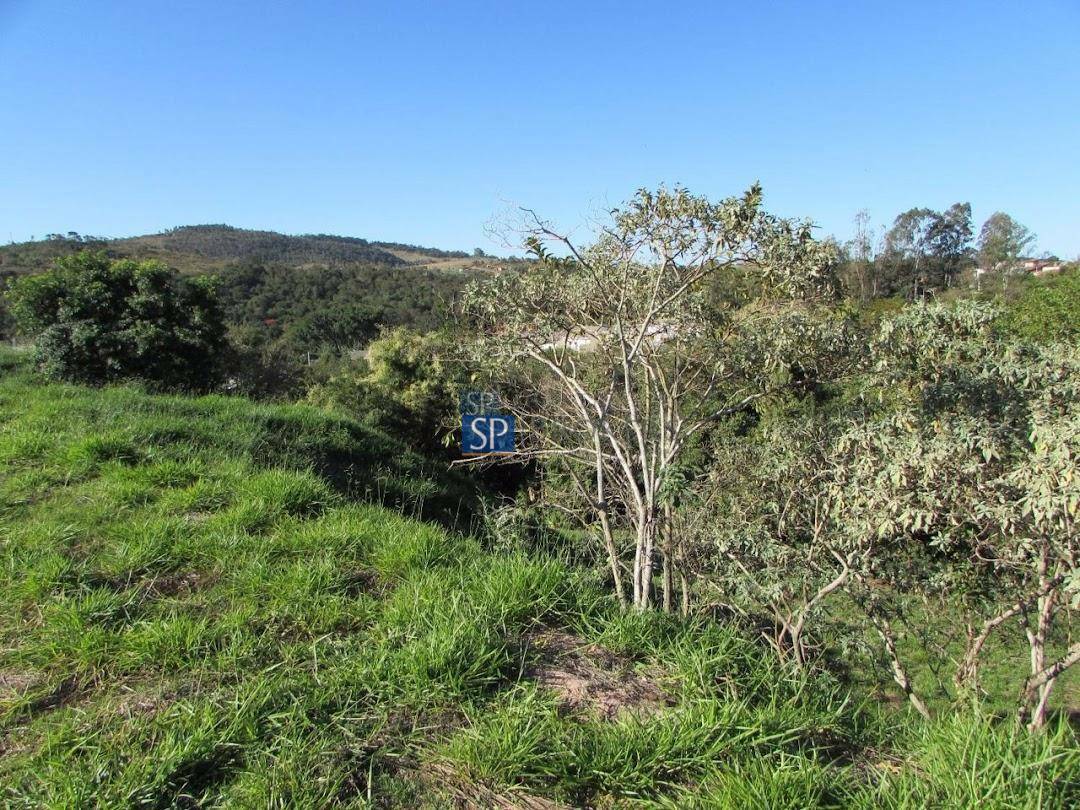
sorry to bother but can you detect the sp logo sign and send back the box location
[461,413,515,455]
[460,391,514,455]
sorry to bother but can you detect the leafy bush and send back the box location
[307,327,465,455]
[6,251,227,391]
[997,266,1080,343]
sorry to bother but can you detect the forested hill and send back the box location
[0,225,508,276]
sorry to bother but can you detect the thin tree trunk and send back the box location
[661,551,673,614]
[1033,578,1056,728]
[640,507,657,610]
[955,574,1063,692]
[679,569,691,616]
[566,460,626,609]
[631,512,645,608]
[591,432,626,608]
[1020,547,1055,728]
[660,502,674,613]
[787,561,850,668]
[1019,642,1080,731]
[598,508,626,609]
[871,614,931,720]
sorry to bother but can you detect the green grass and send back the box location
[0,357,1077,807]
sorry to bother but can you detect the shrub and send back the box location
[306,327,464,454]
[6,251,227,390]
[997,266,1080,344]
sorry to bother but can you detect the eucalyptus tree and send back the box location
[881,207,936,298]
[927,202,973,288]
[842,209,878,301]
[977,212,1035,283]
[462,185,839,610]
[880,203,973,296]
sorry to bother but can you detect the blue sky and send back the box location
[1,1,1078,257]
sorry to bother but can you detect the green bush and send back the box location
[307,327,465,454]
[997,266,1080,343]
[6,251,227,390]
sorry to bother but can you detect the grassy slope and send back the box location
[0,359,1076,808]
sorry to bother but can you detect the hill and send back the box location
[0,226,523,341]
[0,225,512,277]
[0,353,1076,807]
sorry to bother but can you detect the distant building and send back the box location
[1019,258,1063,276]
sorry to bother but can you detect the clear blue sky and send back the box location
[1,1,1078,257]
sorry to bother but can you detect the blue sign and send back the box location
[461,413,515,455]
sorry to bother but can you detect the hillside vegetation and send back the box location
[2,185,1078,807]
[0,226,510,278]
[0,230,513,399]
[0,351,1076,808]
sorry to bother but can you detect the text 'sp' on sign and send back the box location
[461,413,515,455]
[460,390,515,455]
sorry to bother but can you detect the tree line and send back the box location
[839,204,1041,300]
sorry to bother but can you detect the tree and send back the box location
[880,207,936,298]
[842,209,878,302]
[927,202,973,288]
[6,251,226,390]
[290,303,381,352]
[977,212,1035,274]
[462,185,838,610]
[827,302,1079,728]
[879,203,973,297]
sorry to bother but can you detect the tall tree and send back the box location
[927,202,973,288]
[843,209,877,301]
[463,185,838,610]
[880,203,973,296]
[881,207,936,298]
[977,212,1036,274]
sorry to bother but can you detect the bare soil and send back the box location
[526,630,674,720]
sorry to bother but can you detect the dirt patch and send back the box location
[342,568,393,598]
[111,680,178,720]
[142,571,212,598]
[0,668,40,699]
[526,630,673,720]
[81,569,214,599]
[415,762,567,810]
